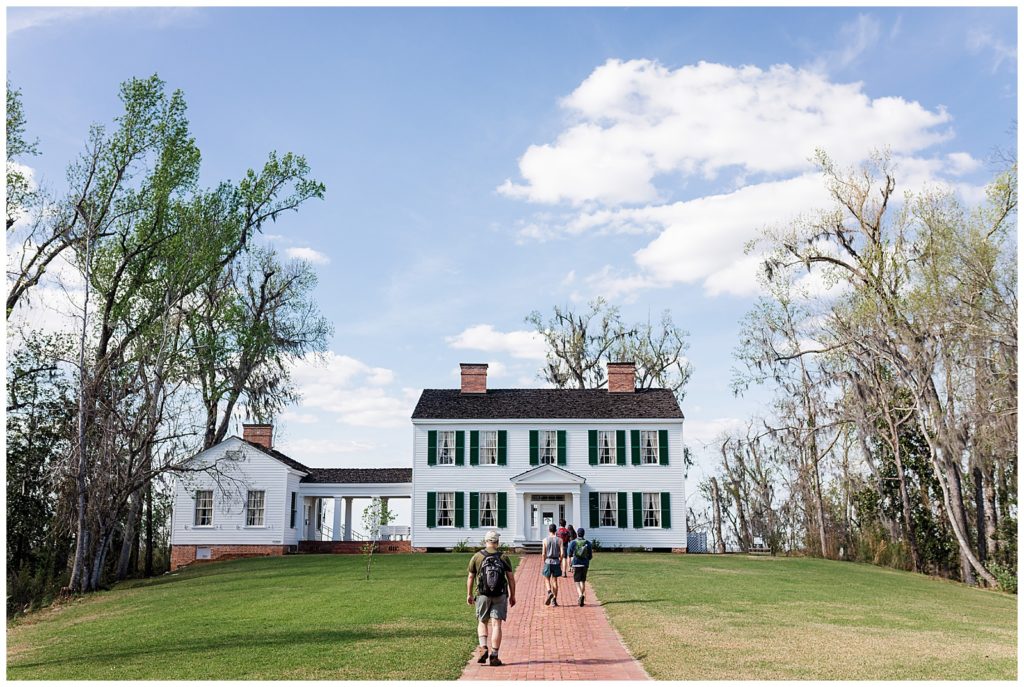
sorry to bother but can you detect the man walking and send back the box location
[555,519,572,576]
[467,530,516,667]
[541,523,562,606]
[566,527,593,607]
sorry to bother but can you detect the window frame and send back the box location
[437,431,456,465]
[599,492,618,527]
[480,430,498,466]
[479,491,497,528]
[194,490,213,527]
[598,430,616,465]
[436,491,455,528]
[641,430,660,465]
[642,492,662,528]
[246,490,266,527]
[540,430,558,465]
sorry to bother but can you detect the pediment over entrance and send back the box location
[509,464,586,485]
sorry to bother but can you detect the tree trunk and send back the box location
[145,479,154,577]
[982,465,998,559]
[972,466,987,563]
[116,489,144,580]
[710,477,726,554]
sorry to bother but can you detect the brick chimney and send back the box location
[460,363,488,394]
[607,362,636,393]
[242,423,274,449]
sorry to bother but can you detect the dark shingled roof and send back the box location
[302,468,413,484]
[240,438,411,484]
[411,388,684,420]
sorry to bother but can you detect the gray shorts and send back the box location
[475,593,508,621]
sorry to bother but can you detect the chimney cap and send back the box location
[607,361,636,367]
[459,363,489,369]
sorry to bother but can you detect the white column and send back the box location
[522,493,531,540]
[380,497,390,539]
[344,497,353,541]
[572,488,582,531]
[332,497,342,541]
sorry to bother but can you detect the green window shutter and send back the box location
[455,491,464,528]
[631,430,641,465]
[497,430,507,465]
[588,430,598,465]
[455,432,465,466]
[497,492,508,528]
[619,491,629,528]
[469,492,479,529]
[426,491,436,528]
[557,430,567,466]
[290,492,296,528]
[469,430,479,466]
[427,431,437,466]
[589,492,600,528]
[661,492,671,529]
[633,492,643,529]
[616,430,626,465]
[529,430,539,466]
[659,430,669,465]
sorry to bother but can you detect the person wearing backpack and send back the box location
[466,530,516,667]
[566,527,594,607]
[555,519,572,576]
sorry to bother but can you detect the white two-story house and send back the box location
[410,362,686,550]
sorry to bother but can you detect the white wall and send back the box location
[410,421,686,549]
[171,437,296,547]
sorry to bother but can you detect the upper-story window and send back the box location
[642,492,661,527]
[194,490,213,526]
[540,430,558,464]
[599,492,618,527]
[480,492,497,527]
[598,430,616,464]
[641,430,660,464]
[438,431,456,465]
[246,490,265,527]
[437,491,455,527]
[481,431,498,465]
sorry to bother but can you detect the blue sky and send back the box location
[7,6,1017,507]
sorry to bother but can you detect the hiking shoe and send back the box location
[579,595,585,606]
[489,656,504,667]
[552,597,558,607]
[477,649,489,664]
[544,591,552,606]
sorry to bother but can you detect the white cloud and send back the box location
[446,324,547,360]
[500,59,951,207]
[450,360,508,380]
[684,417,747,448]
[275,437,379,457]
[285,246,330,265]
[287,353,410,427]
[812,13,882,72]
[946,152,982,176]
[967,28,1017,73]
[7,7,200,35]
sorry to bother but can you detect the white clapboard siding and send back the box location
[171,437,297,547]
[411,421,685,548]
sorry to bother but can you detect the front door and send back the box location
[534,501,565,540]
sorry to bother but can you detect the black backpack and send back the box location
[477,551,508,597]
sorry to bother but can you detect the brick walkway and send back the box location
[460,555,650,681]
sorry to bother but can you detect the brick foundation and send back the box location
[170,544,289,571]
[297,540,412,554]
[671,547,688,554]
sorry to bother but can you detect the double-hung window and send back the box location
[641,430,659,464]
[480,492,497,527]
[642,492,661,528]
[540,430,558,464]
[437,431,456,465]
[598,430,616,465]
[599,492,618,527]
[481,431,498,465]
[194,490,213,526]
[437,491,455,527]
[246,490,265,527]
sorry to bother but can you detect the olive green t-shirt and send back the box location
[467,550,513,577]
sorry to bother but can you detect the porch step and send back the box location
[518,542,543,554]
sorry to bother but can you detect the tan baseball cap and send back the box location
[484,530,500,543]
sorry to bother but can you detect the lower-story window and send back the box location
[480,492,497,527]
[247,490,265,526]
[642,492,661,528]
[600,492,618,527]
[437,491,455,527]
[194,490,213,526]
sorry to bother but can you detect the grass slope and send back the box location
[591,553,1017,680]
[7,554,484,680]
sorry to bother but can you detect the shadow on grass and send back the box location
[600,599,665,605]
[10,625,458,671]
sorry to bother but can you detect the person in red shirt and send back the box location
[555,519,572,576]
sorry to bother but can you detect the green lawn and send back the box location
[7,554,484,680]
[591,553,1017,680]
[7,553,1017,680]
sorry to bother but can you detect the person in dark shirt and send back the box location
[566,528,594,607]
[467,530,516,666]
[555,519,572,576]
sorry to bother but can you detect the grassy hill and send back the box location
[6,552,1017,680]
